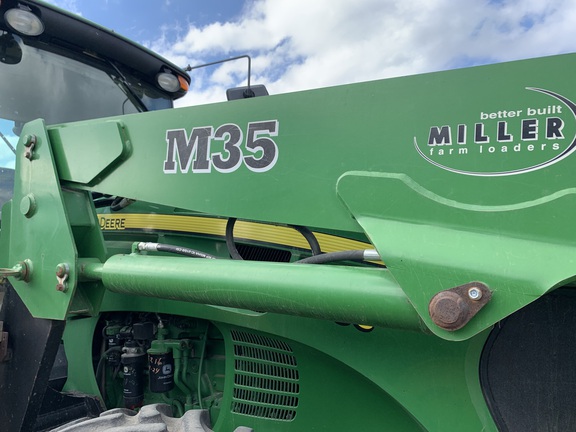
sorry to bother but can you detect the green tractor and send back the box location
[1,1,576,431]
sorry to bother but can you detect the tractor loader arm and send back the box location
[2,1,576,431]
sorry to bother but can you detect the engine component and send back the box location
[132,321,155,341]
[148,350,175,394]
[120,341,145,409]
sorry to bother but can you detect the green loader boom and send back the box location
[1,1,575,431]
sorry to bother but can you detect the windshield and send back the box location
[0,31,174,208]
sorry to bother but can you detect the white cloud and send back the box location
[148,0,576,107]
[44,0,83,16]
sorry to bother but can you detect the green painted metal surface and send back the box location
[50,120,130,185]
[17,52,573,336]
[0,120,78,319]
[337,172,576,340]
[80,254,423,331]
[61,292,496,431]
[2,46,576,430]
[46,53,576,231]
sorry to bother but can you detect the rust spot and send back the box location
[428,282,491,331]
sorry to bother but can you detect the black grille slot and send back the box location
[236,244,291,262]
[233,388,298,407]
[231,330,293,352]
[231,402,296,421]
[234,374,300,394]
[233,345,297,366]
[235,359,299,380]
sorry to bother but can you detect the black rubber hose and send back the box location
[291,225,322,255]
[226,218,244,260]
[96,346,122,394]
[155,243,217,259]
[226,218,323,260]
[110,197,135,212]
[93,198,116,208]
[295,250,366,264]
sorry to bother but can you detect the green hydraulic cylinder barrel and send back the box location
[82,255,423,332]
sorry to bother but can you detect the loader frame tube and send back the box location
[81,255,423,331]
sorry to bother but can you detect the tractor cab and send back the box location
[0,1,190,208]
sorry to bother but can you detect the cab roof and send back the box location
[0,0,190,99]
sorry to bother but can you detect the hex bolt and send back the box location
[468,287,482,301]
[55,263,70,292]
[23,134,37,160]
[23,134,36,147]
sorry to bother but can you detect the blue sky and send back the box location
[55,1,246,45]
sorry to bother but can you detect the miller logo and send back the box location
[413,88,576,176]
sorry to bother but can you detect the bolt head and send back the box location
[468,287,482,301]
[23,134,36,147]
[55,263,69,277]
[20,194,36,217]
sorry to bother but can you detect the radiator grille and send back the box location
[236,244,292,262]
[231,330,299,421]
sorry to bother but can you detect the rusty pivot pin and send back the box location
[428,282,491,331]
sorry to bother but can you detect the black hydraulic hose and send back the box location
[226,218,244,260]
[96,346,122,398]
[91,192,114,208]
[156,244,217,259]
[93,198,116,208]
[225,218,323,260]
[110,197,135,212]
[138,242,217,259]
[292,225,322,255]
[295,250,367,264]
